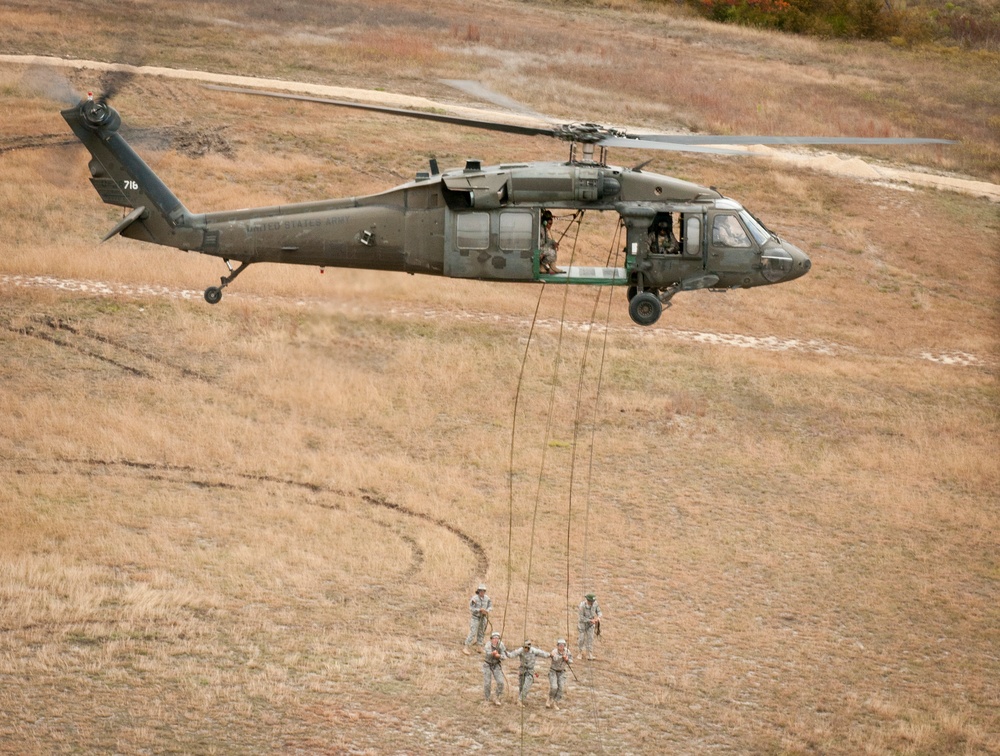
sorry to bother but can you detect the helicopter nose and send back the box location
[761,242,811,284]
[784,243,811,280]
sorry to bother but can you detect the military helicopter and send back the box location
[61,81,953,325]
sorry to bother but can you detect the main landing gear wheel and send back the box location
[629,291,662,326]
[628,285,663,303]
[204,286,222,305]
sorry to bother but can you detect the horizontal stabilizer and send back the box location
[101,205,146,242]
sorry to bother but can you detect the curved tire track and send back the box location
[3,317,151,378]
[1,312,214,381]
[361,491,489,578]
[0,133,79,155]
[11,456,488,582]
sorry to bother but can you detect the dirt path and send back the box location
[1,273,989,369]
[4,54,998,203]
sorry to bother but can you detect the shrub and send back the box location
[687,0,1000,48]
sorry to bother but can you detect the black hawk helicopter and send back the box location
[61,81,953,325]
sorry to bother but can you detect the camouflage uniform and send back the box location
[546,642,573,708]
[482,635,508,703]
[464,588,492,652]
[508,643,549,703]
[577,595,602,658]
[648,223,679,255]
[539,213,561,272]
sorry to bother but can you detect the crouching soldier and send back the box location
[482,631,508,705]
[507,640,549,707]
[546,638,573,710]
[463,583,492,655]
[539,210,565,274]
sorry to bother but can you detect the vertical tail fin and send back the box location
[62,98,202,249]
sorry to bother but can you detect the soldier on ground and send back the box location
[545,638,573,710]
[577,592,602,660]
[463,583,492,655]
[482,631,508,705]
[507,639,550,707]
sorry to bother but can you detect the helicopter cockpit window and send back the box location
[712,215,752,248]
[498,212,533,251]
[456,212,490,250]
[739,210,771,246]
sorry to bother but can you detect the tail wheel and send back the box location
[204,286,222,305]
[628,291,662,326]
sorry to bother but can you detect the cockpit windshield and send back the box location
[739,210,772,246]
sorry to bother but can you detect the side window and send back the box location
[498,212,532,251]
[684,216,701,256]
[456,212,490,250]
[712,215,752,248]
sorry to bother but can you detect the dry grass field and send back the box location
[1,0,999,753]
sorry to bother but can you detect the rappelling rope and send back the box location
[573,218,625,608]
[503,213,627,754]
[521,212,583,641]
[555,219,622,751]
[502,211,581,640]
[502,212,586,754]
[501,292,545,642]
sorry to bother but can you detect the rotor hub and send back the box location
[81,98,121,132]
[552,123,626,144]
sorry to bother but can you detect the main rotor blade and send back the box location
[624,134,957,146]
[597,136,746,156]
[439,79,550,119]
[205,84,956,154]
[204,84,559,139]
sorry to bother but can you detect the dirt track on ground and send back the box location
[1,273,989,369]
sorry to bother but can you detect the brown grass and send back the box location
[1,0,999,753]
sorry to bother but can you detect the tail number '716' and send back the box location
[123,180,138,191]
